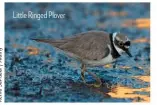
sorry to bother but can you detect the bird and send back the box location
[32,31,132,87]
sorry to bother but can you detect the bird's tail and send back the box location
[31,38,54,43]
[31,38,66,48]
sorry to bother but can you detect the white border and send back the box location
[0,0,4,104]
[2,0,151,2]
[3,0,151,3]
[1,0,155,105]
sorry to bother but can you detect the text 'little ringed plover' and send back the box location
[32,31,132,87]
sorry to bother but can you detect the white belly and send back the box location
[83,53,115,66]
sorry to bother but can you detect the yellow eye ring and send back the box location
[119,42,123,46]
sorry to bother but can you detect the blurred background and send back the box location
[5,3,150,102]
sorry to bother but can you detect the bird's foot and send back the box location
[83,81,102,88]
[81,71,102,88]
[81,64,102,88]
[90,82,102,88]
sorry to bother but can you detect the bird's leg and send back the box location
[113,61,117,68]
[86,70,102,87]
[81,64,86,83]
[81,64,102,87]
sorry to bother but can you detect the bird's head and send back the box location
[113,32,132,57]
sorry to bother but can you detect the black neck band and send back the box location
[109,33,121,58]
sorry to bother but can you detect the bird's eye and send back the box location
[119,42,123,46]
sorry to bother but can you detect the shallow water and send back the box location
[5,3,150,102]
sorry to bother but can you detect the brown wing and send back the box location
[32,31,111,60]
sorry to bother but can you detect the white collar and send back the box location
[112,32,125,55]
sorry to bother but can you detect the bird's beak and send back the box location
[125,49,132,57]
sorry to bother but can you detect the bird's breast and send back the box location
[83,53,115,66]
